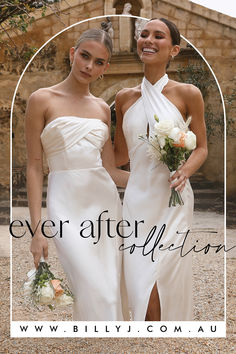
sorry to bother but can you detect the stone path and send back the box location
[0,204,235,352]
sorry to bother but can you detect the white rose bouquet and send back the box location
[23,258,73,309]
[139,115,196,207]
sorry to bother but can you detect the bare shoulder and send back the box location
[116,85,141,116]
[116,85,141,104]
[94,96,110,113]
[28,87,52,105]
[27,87,54,117]
[169,80,202,100]
[91,96,111,124]
[26,88,57,130]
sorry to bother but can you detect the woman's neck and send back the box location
[62,72,90,97]
[144,64,166,85]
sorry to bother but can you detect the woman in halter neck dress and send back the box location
[25,29,129,321]
[114,18,208,321]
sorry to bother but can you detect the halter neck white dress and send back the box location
[122,74,194,321]
[41,116,126,321]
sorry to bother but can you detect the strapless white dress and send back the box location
[40,116,126,321]
[122,76,194,321]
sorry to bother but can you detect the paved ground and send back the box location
[0,207,235,352]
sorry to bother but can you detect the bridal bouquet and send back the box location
[139,115,196,207]
[23,258,73,309]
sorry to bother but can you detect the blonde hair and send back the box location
[74,29,113,60]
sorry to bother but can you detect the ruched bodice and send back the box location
[41,116,108,171]
[41,116,127,321]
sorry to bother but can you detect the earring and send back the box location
[171,55,174,59]
[70,61,73,67]
[99,74,104,80]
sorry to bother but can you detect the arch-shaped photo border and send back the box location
[10,14,226,338]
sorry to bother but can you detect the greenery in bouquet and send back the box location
[139,115,196,207]
[23,259,73,309]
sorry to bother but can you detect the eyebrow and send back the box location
[81,49,106,62]
[142,29,166,35]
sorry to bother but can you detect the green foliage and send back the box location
[4,43,38,67]
[0,1,62,63]
[1,1,37,26]
[204,107,224,137]
[41,4,48,17]
[177,64,215,99]
[8,13,35,33]
[177,64,236,137]
[177,64,225,138]
[159,137,191,172]
[32,261,55,294]
[30,260,74,307]
[22,45,38,61]
[224,86,236,136]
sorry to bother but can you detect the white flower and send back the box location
[158,136,166,148]
[154,120,175,136]
[169,127,182,144]
[38,282,55,304]
[55,293,73,306]
[184,131,196,150]
[178,116,192,132]
[23,280,33,297]
[23,270,35,297]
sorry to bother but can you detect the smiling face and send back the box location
[137,19,180,67]
[70,40,110,84]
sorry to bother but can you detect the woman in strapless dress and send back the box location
[25,29,129,321]
[114,18,208,321]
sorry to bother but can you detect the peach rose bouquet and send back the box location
[139,115,196,207]
[23,257,73,309]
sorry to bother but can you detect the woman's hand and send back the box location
[169,166,189,192]
[30,231,48,268]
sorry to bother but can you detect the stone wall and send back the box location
[0,0,235,198]
[152,0,236,196]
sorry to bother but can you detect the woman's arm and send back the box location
[101,103,129,188]
[25,90,48,268]
[170,85,208,191]
[113,90,129,167]
[102,138,130,188]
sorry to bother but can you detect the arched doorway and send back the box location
[104,0,152,18]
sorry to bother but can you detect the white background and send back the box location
[190,0,236,17]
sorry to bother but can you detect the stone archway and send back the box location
[100,77,142,103]
[114,0,142,16]
[100,77,143,140]
[104,0,152,18]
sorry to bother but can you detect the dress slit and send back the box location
[145,280,161,321]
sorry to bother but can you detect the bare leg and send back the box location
[145,283,161,321]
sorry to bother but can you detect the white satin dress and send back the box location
[40,116,125,321]
[122,74,194,321]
